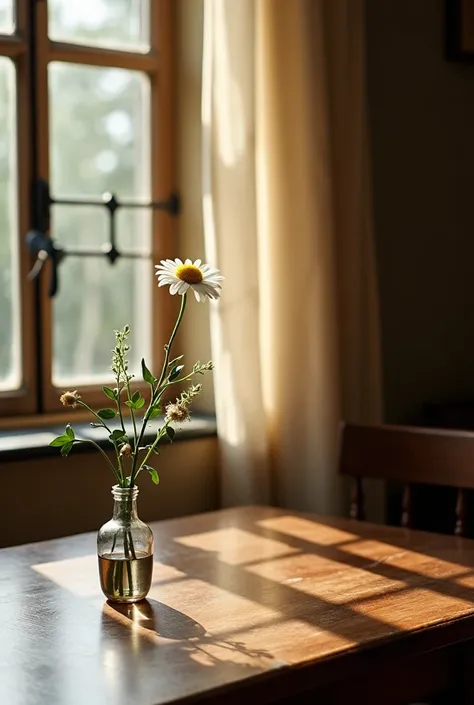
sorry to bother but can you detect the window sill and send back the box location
[0,414,217,463]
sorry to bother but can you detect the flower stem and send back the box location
[77,400,112,433]
[75,439,121,485]
[119,357,138,459]
[156,293,187,390]
[132,423,169,484]
[115,383,127,435]
[77,400,124,484]
[130,293,187,480]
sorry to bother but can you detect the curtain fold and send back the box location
[202,0,382,515]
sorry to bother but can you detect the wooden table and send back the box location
[3,506,474,705]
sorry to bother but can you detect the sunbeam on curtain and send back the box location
[202,0,382,519]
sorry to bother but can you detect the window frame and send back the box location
[0,0,176,420]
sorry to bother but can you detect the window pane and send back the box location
[48,0,149,52]
[0,57,20,391]
[117,207,151,251]
[49,63,151,200]
[52,205,151,252]
[52,204,109,248]
[0,0,14,35]
[52,257,152,386]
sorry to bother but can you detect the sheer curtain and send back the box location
[202,0,382,516]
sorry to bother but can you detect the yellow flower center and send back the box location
[175,264,203,285]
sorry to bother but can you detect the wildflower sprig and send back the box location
[49,253,223,488]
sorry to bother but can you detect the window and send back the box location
[0,0,175,418]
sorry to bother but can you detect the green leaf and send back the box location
[49,434,69,447]
[60,441,74,457]
[144,465,159,484]
[109,430,128,443]
[97,408,116,420]
[141,358,156,385]
[166,426,175,442]
[169,364,184,382]
[168,355,184,367]
[125,394,145,410]
[149,407,161,420]
[65,425,75,440]
[103,386,116,400]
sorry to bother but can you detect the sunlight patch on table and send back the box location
[32,555,101,597]
[245,552,407,605]
[257,515,360,546]
[351,586,474,628]
[233,618,355,665]
[147,577,282,635]
[173,527,299,565]
[32,555,186,597]
[340,540,470,579]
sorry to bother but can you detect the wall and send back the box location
[367,0,474,423]
[1,437,218,548]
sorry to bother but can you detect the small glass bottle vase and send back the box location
[97,486,154,603]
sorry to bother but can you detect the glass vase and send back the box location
[97,485,154,603]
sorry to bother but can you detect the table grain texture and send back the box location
[3,505,474,704]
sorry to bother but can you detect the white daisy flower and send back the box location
[155,258,224,302]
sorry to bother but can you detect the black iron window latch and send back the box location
[26,178,180,297]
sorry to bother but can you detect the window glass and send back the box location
[0,57,20,390]
[48,0,150,52]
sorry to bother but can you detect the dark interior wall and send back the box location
[367,0,474,424]
[1,437,218,548]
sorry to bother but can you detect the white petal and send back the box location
[194,289,204,302]
[192,282,207,292]
[203,268,221,278]
[178,281,189,294]
[185,258,192,265]
[176,258,183,266]
[192,285,207,300]
[193,259,202,267]
[156,265,175,275]
[203,280,220,293]
[170,281,182,295]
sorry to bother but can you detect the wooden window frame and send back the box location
[0,0,176,421]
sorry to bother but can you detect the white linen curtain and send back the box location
[202,0,382,515]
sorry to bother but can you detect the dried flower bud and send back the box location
[165,402,190,424]
[120,443,132,457]
[59,390,81,409]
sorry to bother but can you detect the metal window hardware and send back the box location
[26,178,180,297]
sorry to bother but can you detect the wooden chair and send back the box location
[339,423,474,536]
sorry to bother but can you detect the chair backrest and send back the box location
[339,423,474,535]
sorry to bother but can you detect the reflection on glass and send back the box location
[49,62,151,200]
[53,257,152,386]
[0,57,20,390]
[0,0,14,34]
[48,0,149,51]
